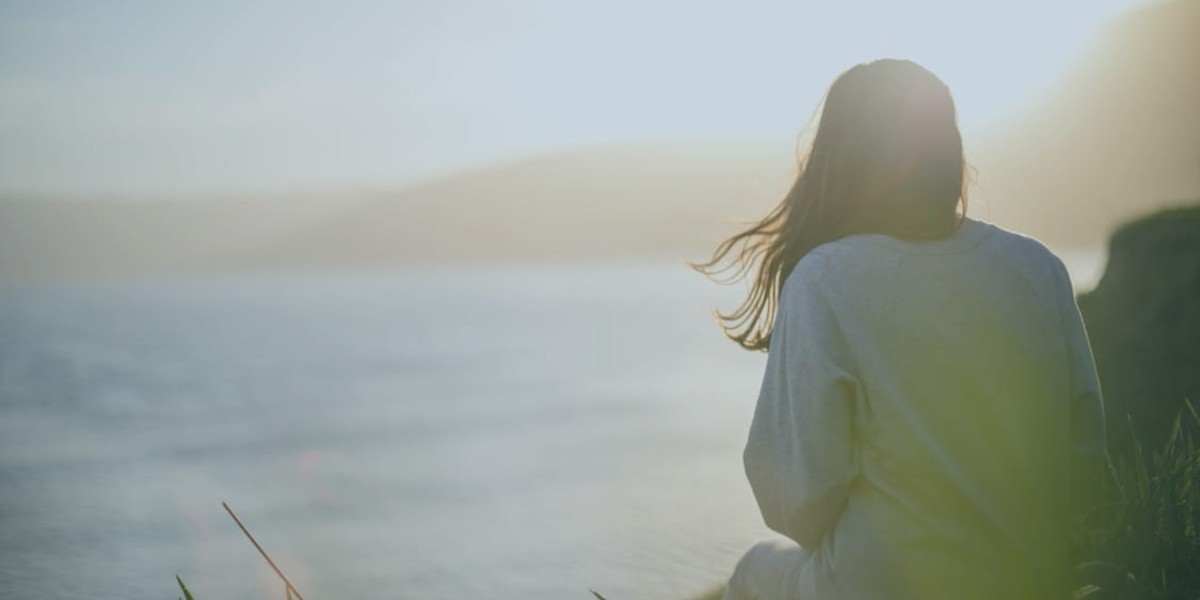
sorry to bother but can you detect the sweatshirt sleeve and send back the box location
[1053,260,1107,508]
[743,256,861,549]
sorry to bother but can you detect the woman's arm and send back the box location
[743,255,861,549]
[1053,260,1107,510]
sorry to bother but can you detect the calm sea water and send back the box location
[0,254,1104,600]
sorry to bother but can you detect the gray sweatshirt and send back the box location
[744,216,1106,599]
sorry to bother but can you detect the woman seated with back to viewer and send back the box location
[692,59,1107,600]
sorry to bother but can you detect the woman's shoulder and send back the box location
[791,217,1073,292]
[815,216,1065,266]
[975,220,1073,281]
[784,248,836,298]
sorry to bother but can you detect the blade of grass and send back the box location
[222,501,305,600]
[176,574,196,600]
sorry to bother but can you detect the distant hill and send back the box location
[0,195,357,282]
[0,142,795,280]
[229,142,794,268]
[1,0,1197,281]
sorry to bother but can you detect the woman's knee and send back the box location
[737,541,788,573]
[726,539,803,600]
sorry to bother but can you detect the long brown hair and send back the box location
[692,59,969,351]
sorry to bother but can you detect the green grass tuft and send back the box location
[1072,400,1200,599]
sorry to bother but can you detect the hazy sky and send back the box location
[0,0,1148,199]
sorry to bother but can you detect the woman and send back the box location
[693,59,1106,599]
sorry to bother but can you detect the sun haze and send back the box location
[0,0,1148,198]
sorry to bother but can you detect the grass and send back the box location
[175,575,196,600]
[1071,401,1200,599]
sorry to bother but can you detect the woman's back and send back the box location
[741,217,1104,599]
